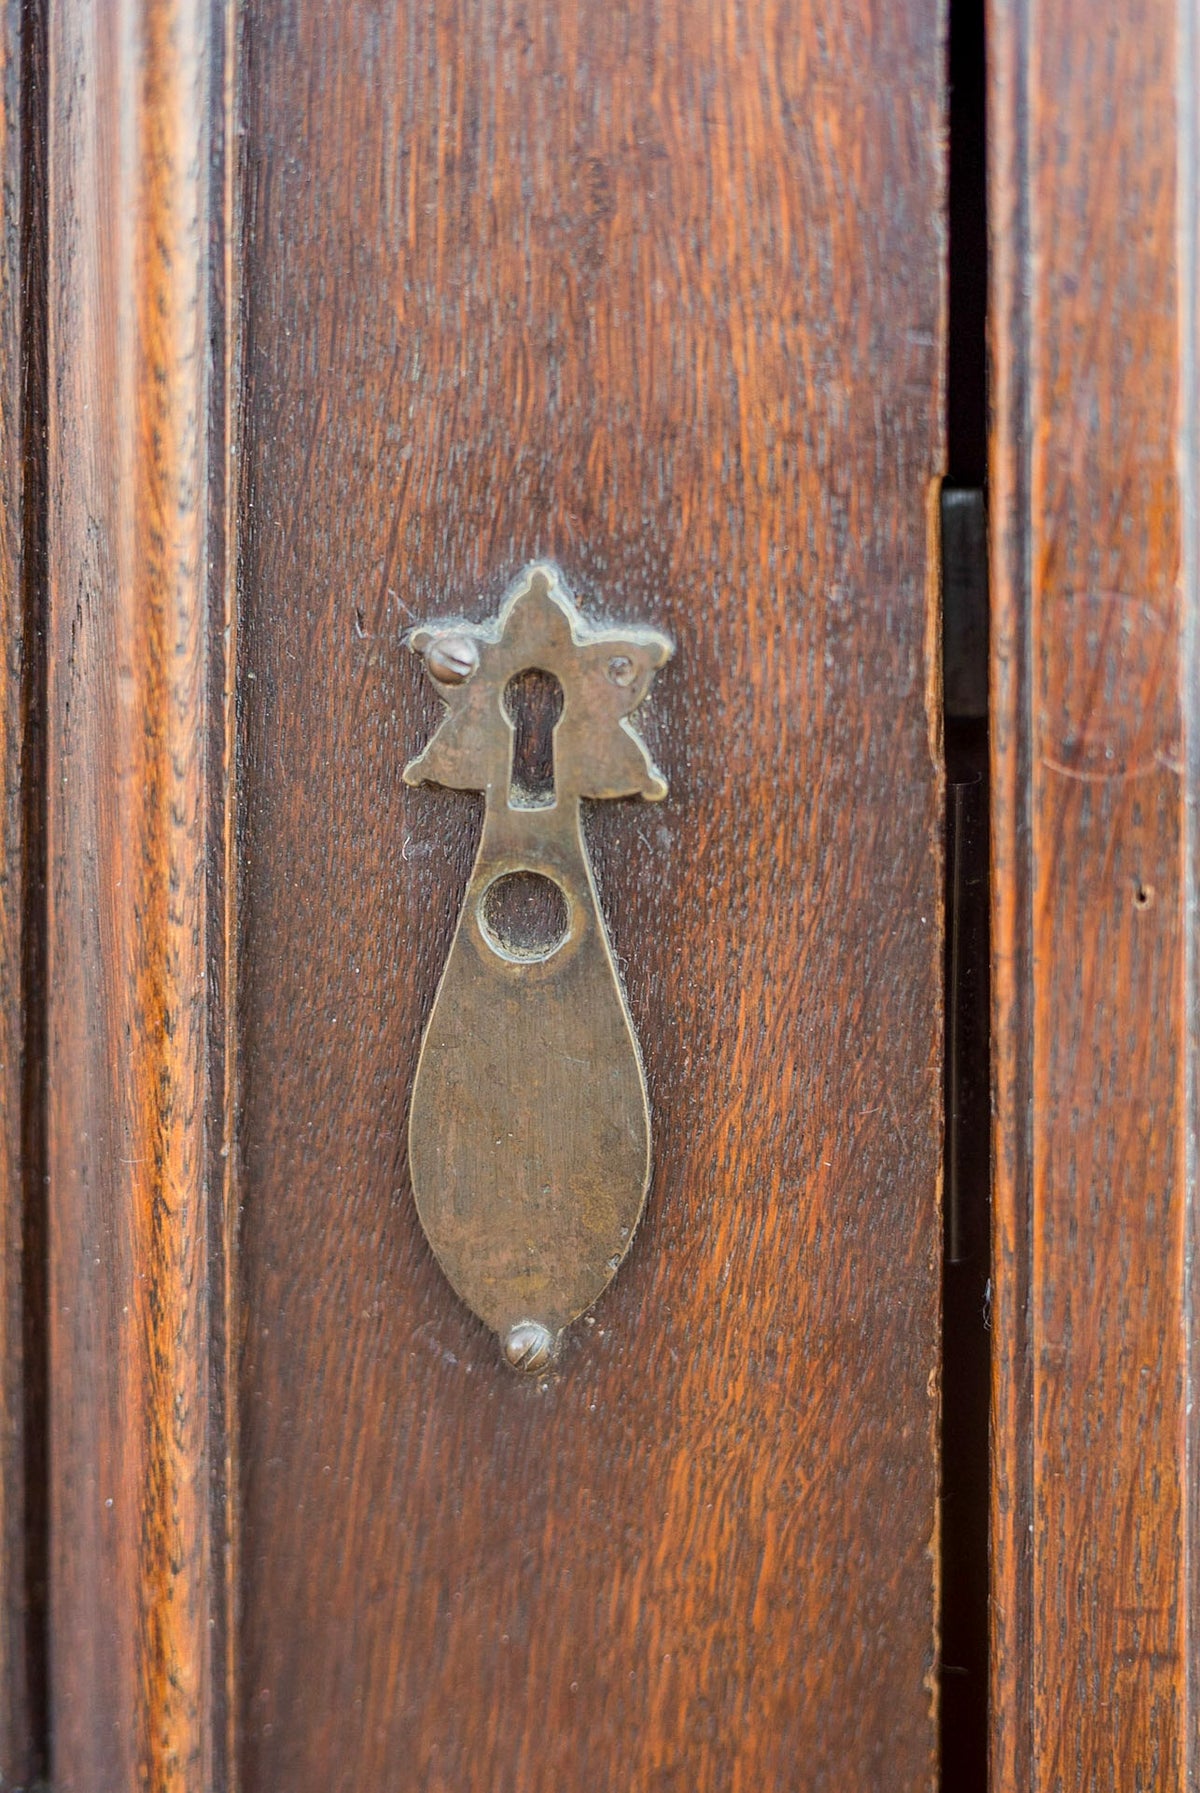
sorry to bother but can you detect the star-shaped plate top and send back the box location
[404,563,673,805]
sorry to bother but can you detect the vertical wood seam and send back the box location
[1,0,50,1776]
[216,0,241,1784]
[988,0,1036,1783]
[1179,0,1199,1775]
[16,0,48,1767]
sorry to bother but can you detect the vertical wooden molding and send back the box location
[989,0,1196,1785]
[46,0,235,1785]
[0,0,47,1779]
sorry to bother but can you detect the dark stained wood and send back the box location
[235,3,946,1787]
[0,0,46,1779]
[45,1,236,1786]
[989,0,1198,1783]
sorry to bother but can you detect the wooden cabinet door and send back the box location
[4,0,1196,1787]
[232,6,945,1790]
[30,0,946,1787]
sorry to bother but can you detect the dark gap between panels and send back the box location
[940,0,991,1786]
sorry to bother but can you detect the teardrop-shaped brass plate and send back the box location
[404,564,672,1370]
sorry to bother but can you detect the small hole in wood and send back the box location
[504,668,564,807]
[480,872,570,960]
[1134,883,1154,910]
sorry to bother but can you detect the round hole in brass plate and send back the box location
[478,869,570,961]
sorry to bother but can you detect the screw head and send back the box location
[606,654,636,688]
[425,634,479,684]
[502,1321,555,1373]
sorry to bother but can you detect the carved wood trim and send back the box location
[46,1,237,1784]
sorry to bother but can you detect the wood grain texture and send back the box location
[0,0,45,1779]
[46,0,234,1786]
[236,3,945,1788]
[988,0,1198,1784]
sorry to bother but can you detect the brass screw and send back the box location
[425,634,479,684]
[502,1321,555,1372]
[606,654,636,688]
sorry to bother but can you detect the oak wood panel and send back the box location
[45,1,234,1786]
[989,0,1198,1784]
[236,3,946,1788]
[0,0,45,1779]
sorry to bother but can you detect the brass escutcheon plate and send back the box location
[404,563,672,1370]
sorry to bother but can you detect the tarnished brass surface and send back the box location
[404,564,672,1368]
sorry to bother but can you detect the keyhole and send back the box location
[504,668,564,808]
